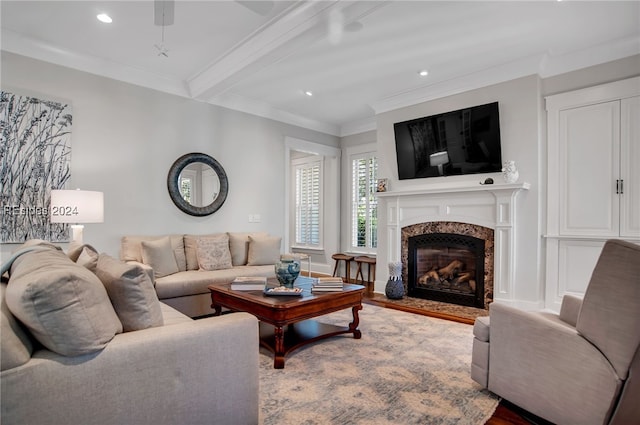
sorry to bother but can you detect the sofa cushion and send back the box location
[184,233,225,270]
[1,283,33,371]
[247,235,281,266]
[95,254,164,332]
[196,234,233,271]
[5,246,122,356]
[141,236,180,278]
[228,232,269,266]
[155,265,276,299]
[121,235,186,272]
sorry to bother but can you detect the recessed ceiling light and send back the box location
[418,70,429,77]
[97,13,112,24]
[304,91,313,97]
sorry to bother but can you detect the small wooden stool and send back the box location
[354,255,376,291]
[331,253,354,282]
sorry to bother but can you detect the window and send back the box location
[179,175,193,204]
[293,156,323,248]
[350,152,377,251]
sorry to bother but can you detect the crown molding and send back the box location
[370,37,640,116]
[209,92,340,136]
[1,30,189,98]
[339,116,377,137]
[537,35,640,78]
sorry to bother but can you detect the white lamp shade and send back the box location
[50,190,104,224]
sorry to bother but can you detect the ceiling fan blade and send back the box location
[236,1,274,16]
[154,0,175,26]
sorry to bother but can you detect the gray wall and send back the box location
[1,52,339,261]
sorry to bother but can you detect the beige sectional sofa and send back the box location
[121,232,279,317]
[1,241,259,425]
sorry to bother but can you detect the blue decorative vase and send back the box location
[385,262,404,300]
[275,256,301,288]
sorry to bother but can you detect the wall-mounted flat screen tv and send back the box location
[394,102,502,180]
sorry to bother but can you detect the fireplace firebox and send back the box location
[407,233,485,308]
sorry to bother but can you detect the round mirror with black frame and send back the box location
[167,152,228,216]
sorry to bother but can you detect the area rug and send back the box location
[259,304,499,425]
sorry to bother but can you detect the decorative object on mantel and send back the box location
[275,254,301,288]
[385,261,404,299]
[480,177,494,185]
[376,178,388,192]
[501,160,519,183]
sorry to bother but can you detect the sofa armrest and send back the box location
[558,294,583,327]
[1,313,259,425]
[488,302,621,425]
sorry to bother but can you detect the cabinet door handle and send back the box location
[616,179,624,195]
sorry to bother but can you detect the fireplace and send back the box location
[408,233,485,308]
[401,221,494,309]
[378,182,527,306]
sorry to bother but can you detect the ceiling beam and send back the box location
[187,0,388,102]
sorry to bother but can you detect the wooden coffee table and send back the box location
[208,279,365,369]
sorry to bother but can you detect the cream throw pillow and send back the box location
[141,237,179,278]
[247,235,281,266]
[196,234,233,271]
[227,232,269,266]
[95,254,163,332]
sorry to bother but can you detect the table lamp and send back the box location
[50,189,104,244]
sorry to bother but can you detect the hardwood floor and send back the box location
[363,294,553,425]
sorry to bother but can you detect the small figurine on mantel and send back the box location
[502,160,519,183]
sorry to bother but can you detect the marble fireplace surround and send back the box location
[377,182,529,305]
[402,222,494,308]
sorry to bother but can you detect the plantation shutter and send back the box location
[351,154,377,249]
[295,161,321,246]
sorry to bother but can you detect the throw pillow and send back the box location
[120,235,187,272]
[184,233,226,270]
[67,242,99,272]
[196,234,233,271]
[141,236,180,278]
[5,247,122,356]
[247,235,281,266]
[95,254,164,332]
[227,232,268,266]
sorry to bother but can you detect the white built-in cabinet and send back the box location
[545,77,640,311]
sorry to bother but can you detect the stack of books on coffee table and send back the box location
[311,277,344,293]
[230,276,267,290]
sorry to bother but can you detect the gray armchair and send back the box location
[471,239,640,425]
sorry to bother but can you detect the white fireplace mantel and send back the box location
[376,182,530,302]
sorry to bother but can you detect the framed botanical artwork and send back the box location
[0,91,72,243]
[376,178,388,192]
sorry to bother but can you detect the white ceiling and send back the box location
[2,1,639,136]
